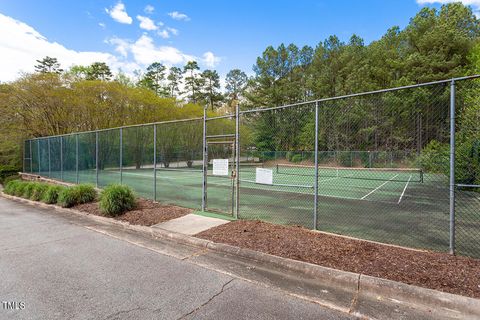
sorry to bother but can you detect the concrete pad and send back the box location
[153,213,230,235]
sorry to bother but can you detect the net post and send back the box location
[76,134,79,184]
[235,104,240,219]
[48,138,51,177]
[95,131,99,188]
[202,106,207,211]
[153,124,157,202]
[60,137,63,181]
[29,140,32,173]
[314,101,319,230]
[449,79,456,255]
[119,128,123,185]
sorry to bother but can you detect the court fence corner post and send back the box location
[119,128,123,185]
[153,124,157,202]
[60,136,63,181]
[449,79,456,255]
[95,131,99,188]
[235,104,240,219]
[202,106,207,212]
[314,101,319,230]
[76,134,79,184]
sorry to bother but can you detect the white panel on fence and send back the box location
[213,159,229,176]
[256,168,273,185]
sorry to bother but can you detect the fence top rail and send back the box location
[27,116,204,141]
[239,74,480,114]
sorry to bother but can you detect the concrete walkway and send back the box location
[152,213,230,235]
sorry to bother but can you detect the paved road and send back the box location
[0,197,353,320]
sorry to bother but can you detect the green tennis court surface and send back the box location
[43,163,479,257]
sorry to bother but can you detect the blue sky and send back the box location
[0,0,477,83]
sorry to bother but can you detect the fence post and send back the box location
[48,138,51,177]
[95,131,99,188]
[60,137,63,181]
[76,134,79,184]
[202,107,207,211]
[120,128,123,185]
[30,140,32,173]
[314,101,319,230]
[449,80,456,255]
[23,141,26,173]
[235,104,240,219]
[37,139,40,174]
[153,124,157,202]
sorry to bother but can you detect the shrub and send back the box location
[0,165,21,184]
[30,183,49,201]
[338,152,353,167]
[4,180,21,195]
[22,182,38,199]
[42,185,65,204]
[57,184,97,208]
[291,154,303,163]
[3,175,20,185]
[99,184,136,216]
[286,151,294,162]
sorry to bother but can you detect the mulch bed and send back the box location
[196,220,480,298]
[73,198,192,226]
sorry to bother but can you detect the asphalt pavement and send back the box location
[0,197,354,320]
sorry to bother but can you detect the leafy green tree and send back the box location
[86,62,112,81]
[167,66,183,97]
[139,62,168,96]
[183,61,201,103]
[34,56,63,74]
[200,69,222,110]
[225,69,248,109]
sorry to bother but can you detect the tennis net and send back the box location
[276,163,423,183]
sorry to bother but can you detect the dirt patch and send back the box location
[196,220,480,298]
[73,198,192,226]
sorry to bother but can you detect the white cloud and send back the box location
[137,15,158,31]
[108,34,195,66]
[167,27,179,36]
[106,2,132,24]
[0,12,221,83]
[144,5,154,14]
[202,51,221,68]
[157,30,170,39]
[0,13,122,82]
[417,0,480,16]
[98,22,106,29]
[168,11,190,21]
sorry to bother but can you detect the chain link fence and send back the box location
[23,76,480,258]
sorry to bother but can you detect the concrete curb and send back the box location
[2,192,479,319]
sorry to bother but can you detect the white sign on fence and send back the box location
[256,168,273,185]
[213,159,229,176]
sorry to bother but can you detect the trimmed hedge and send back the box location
[99,184,136,216]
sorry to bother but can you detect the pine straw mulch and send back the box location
[196,220,480,298]
[73,198,192,226]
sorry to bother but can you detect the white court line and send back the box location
[361,174,399,200]
[397,175,412,204]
